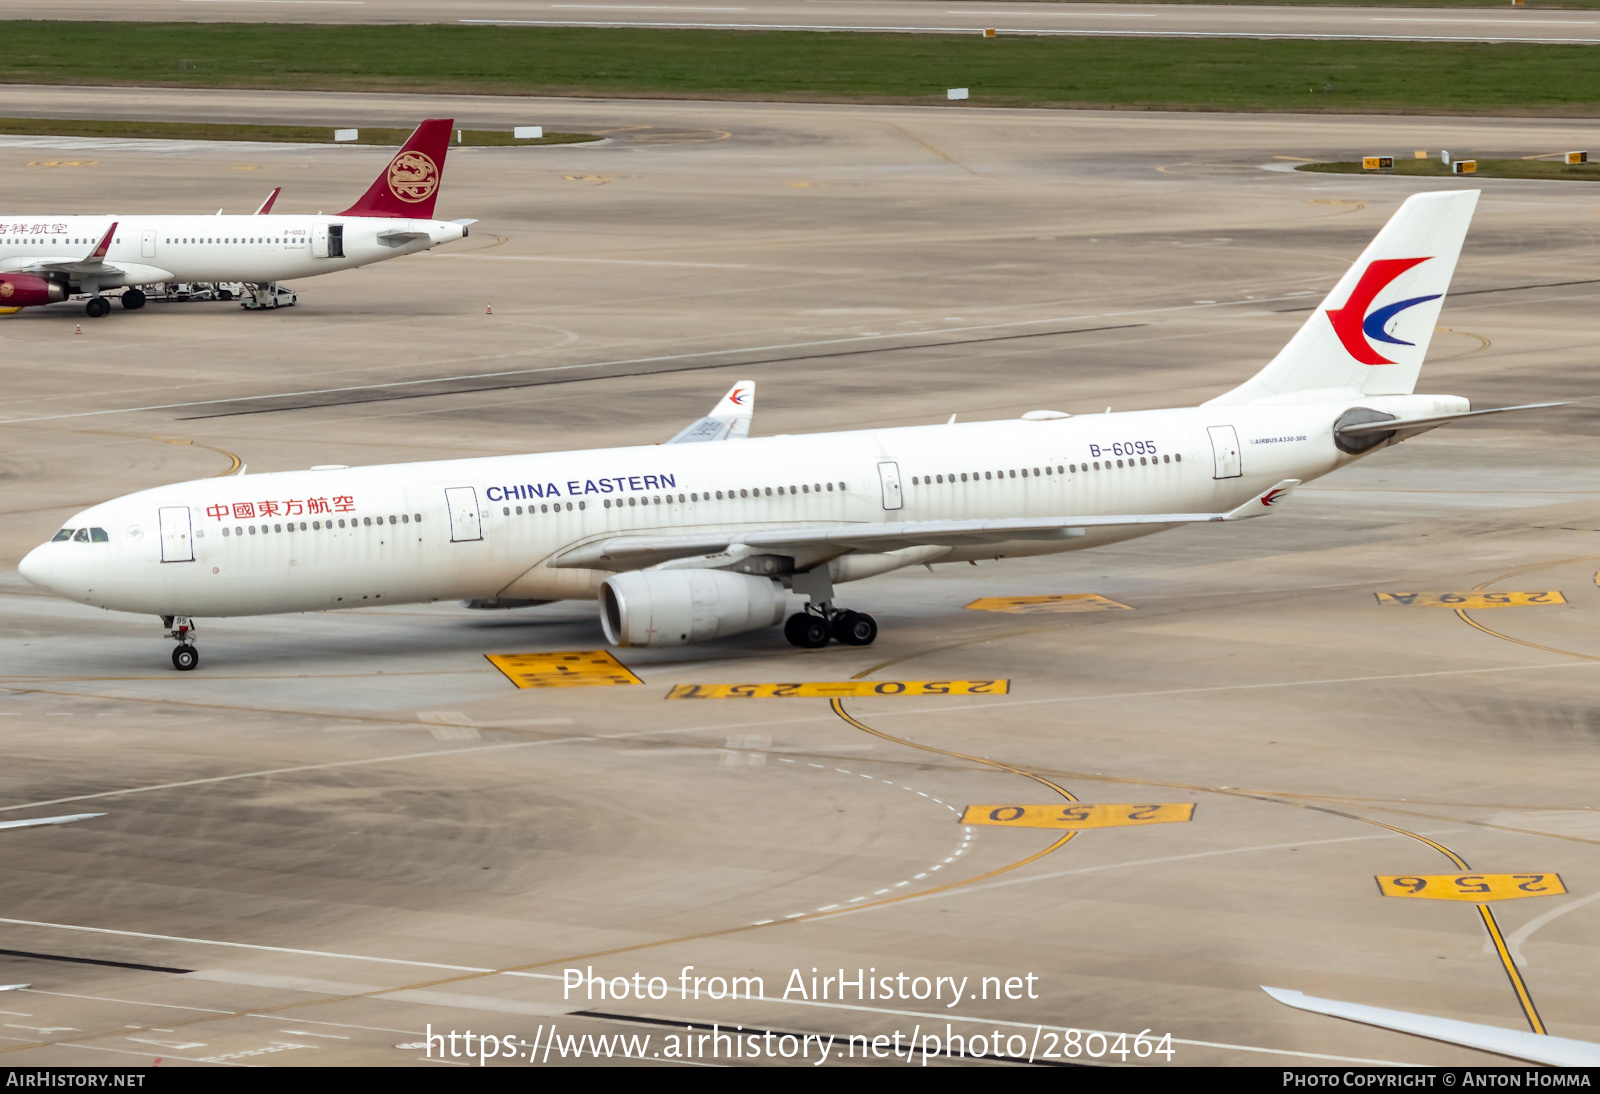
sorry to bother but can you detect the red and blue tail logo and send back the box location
[1326,257,1441,366]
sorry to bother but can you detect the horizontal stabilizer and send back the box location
[1336,401,1568,438]
[666,380,755,444]
[1262,986,1600,1067]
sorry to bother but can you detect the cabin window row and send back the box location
[505,502,582,515]
[220,513,422,536]
[910,455,1180,485]
[164,237,290,245]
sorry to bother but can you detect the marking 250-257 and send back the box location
[1087,441,1157,458]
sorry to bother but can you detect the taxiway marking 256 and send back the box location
[1376,874,1567,902]
[1375,591,1566,608]
[667,680,1009,699]
[486,650,643,688]
[966,594,1132,614]
[960,803,1195,829]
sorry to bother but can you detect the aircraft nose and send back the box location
[18,543,56,591]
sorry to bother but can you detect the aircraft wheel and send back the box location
[784,613,830,649]
[832,611,878,647]
[84,296,110,318]
[171,645,199,671]
[120,288,146,310]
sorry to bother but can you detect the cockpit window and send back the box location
[51,529,74,542]
[89,528,108,542]
[72,528,90,542]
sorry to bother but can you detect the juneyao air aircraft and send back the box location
[0,119,472,318]
[19,189,1562,670]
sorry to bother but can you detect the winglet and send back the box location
[1218,479,1300,521]
[87,221,117,262]
[254,187,282,215]
[665,380,756,444]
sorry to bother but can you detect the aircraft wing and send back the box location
[666,380,755,443]
[14,222,121,276]
[554,479,1300,568]
[254,187,282,215]
[1262,986,1600,1067]
[7,222,169,283]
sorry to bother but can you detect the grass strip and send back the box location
[0,117,597,146]
[1299,157,1600,180]
[2,23,1600,115]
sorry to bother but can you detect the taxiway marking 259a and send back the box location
[1375,591,1566,608]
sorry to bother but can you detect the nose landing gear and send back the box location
[162,615,199,671]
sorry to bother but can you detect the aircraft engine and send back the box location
[601,569,786,648]
[0,273,66,307]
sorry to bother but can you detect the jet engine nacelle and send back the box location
[601,569,786,648]
[0,273,66,307]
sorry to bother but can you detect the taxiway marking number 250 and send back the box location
[668,680,1009,699]
[961,803,1195,830]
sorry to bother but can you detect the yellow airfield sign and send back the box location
[1376,874,1567,902]
[667,680,1009,699]
[961,803,1195,830]
[1374,591,1565,608]
[486,650,643,689]
[966,594,1133,614]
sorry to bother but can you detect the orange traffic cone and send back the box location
[74,324,82,334]
[486,304,492,315]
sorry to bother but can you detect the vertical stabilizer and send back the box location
[1208,190,1479,405]
[337,119,453,219]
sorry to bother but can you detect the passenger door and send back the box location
[158,506,194,562]
[877,461,903,511]
[1207,425,1242,479]
[445,487,482,542]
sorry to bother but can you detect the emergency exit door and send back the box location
[877,461,903,510]
[141,230,156,258]
[1207,425,1242,479]
[158,506,194,562]
[445,487,483,542]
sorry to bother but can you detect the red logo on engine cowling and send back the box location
[0,281,12,299]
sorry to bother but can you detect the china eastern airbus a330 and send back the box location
[0,119,471,317]
[20,190,1560,669]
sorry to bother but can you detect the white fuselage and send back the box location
[18,393,1460,620]
[0,214,466,292]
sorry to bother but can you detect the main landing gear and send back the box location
[782,569,877,648]
[120,288,146,311]
[162,615,199,671]
[783,608,878,648]
[84,295,110,319]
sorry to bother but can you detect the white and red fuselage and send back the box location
[0,213,465,295]
[0,118,466,308]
